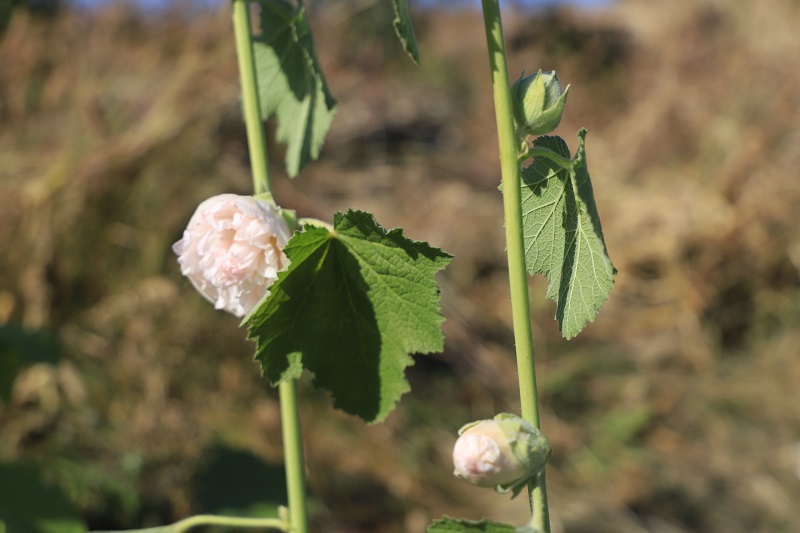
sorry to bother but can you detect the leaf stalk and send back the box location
[519,146,575,169]
[479,0,550,530]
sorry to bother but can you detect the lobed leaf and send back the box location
[253,0,336,177]
[520,129,616,338]
[246,210,451,423]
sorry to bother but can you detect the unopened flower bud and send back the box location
[173,194,292,317]
[452,413,551,493]
[510,69,569,136]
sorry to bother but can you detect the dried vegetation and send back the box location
[1,0,799,531]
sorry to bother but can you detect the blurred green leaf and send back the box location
[597,404,652,446]
[247,210,451,422]
[0,463,86,533]
[254,0,336,177]
[192,443,286,523]
[0,323,60,403]
[391,0,420,64]
[427,516,517,532]
[520,130,616,339]
[48,457,140,524]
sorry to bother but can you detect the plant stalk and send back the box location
[90,514,288,533]
[232,2,308,532]
[479,0,550,530]
[280,377,310,533]
[232,0,272,199]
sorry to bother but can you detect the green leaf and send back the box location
[254,0,336,177]
[0,463,86,533]
[391,0,420,65]
[247,210,451,422]
[427,517,518,533]
[520,129,616,339]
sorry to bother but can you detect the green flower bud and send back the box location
[452,413,552,495]
[510,69,569,136]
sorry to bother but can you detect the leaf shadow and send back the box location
[573,151,615,265]
[304,240,383,421]
[255,237,383,422]
[520,167,550,198]
[556,180,579,336]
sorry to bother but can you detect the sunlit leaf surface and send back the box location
[520,130,616,338]
[254,0,336,177]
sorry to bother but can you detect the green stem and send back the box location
[479,0,540,444]
[89,514,288,533]
[479,0,550,531]
[280,378,310,533]
[232,3,308,532]
[232,0,272,199]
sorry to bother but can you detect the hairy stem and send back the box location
[232,0,272,199]
[232,2,308,532]
[479,0,550,530]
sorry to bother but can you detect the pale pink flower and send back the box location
[452,420,527,487]
[173,194,291,317]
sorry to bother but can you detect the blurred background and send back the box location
[1,0,799,531]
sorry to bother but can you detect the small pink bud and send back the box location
[453,420,527,487]
[452,414,551,495]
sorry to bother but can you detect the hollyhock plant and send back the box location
[173,193,292,317]
[101,0,614,530]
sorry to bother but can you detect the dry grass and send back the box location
[1,0,799,531]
